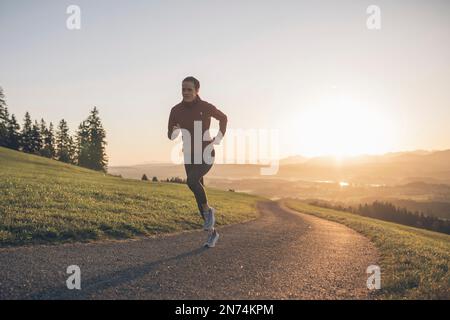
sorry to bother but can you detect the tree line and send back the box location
[141,174,187,184]
[0,86,108,172]
[310,199,450,235]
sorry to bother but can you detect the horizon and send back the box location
[110,147,450,167]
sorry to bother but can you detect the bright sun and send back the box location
[294,93,395,158]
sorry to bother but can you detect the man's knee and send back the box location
[186,175,198,189]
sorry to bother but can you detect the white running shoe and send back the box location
[203,207,216,231]
[204,229,219,248]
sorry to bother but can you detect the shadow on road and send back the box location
[30,246,208,299]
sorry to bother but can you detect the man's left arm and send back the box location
[208,104,228,144]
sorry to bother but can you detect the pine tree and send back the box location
[80,107,108,172]
[0,107,10,147]
[75,120,90,167]
[47,122,56,158]
[7,114,21,150]
[40,119,56,158]
[0,87,9,147]
[0,87,6,109]
[21,112,33,153]
[56,119,75,163]
[68,135,76,164]
[30,120,43,154]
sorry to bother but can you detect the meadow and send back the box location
[0,147,263,246]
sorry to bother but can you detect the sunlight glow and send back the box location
[293,92,396,158]
[339,181,349,187]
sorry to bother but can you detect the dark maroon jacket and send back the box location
[167,96,228,152]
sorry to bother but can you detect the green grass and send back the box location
[0,147,264,246]
[284,199,450,299]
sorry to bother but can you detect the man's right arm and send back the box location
[167,108,180,140]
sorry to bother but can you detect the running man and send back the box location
[167,76,228,248]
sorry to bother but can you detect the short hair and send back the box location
[182,76,200,90]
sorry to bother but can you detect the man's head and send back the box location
[182,76,200,102]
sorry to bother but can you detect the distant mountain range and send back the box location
[280,149,448,166]
[108,149,450,185]
[108,150,450,218]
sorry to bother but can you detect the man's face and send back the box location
[182,81,198,102]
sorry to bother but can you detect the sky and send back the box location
[1,0,449,166]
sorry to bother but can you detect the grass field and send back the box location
[284,199,450,299]
[0,147,264,246]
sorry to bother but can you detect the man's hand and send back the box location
[212,135,222,145]
[170,123,181,140]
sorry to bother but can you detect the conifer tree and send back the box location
[0,87,9,147]
[30,120,43,154]
[76,107,108,171]
[76,120,90,167]
[21,112,33,153]
[56,119,75,163]
[7,114,21,150]
[40,119,56,158]
[87,107,108,171]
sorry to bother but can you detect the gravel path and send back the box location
[0,200,379,299]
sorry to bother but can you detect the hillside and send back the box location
[0,147,263,246]
[284,199,450,299]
